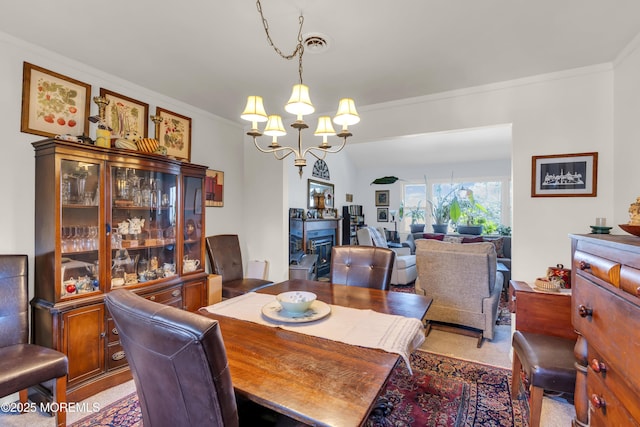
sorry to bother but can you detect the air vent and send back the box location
[303,33,330,54]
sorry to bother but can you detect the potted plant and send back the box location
[408,201,425,233]
[426,183,461,234]
[454,189,487,235]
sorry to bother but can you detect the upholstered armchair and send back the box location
[356,227,417,286]
[415,239,502,346]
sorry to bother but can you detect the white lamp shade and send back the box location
[333,98,360,126]
[285,84,315,116]
[241,96,268,122]
[314,116,336,136]
[264,115,287,137]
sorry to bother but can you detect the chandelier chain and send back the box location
[255,0,305,84]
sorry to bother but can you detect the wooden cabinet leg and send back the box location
[573,334,589,427]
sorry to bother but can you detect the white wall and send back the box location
[0,32,245,288]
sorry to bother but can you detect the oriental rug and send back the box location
[71,351,527,427]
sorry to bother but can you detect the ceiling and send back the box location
[2,1,640,164]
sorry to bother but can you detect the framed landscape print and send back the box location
[21,62,91,138]
[156,107,192,161]
[99,88,149,139]
[205,169,224,207]
[531,152,598,197]
[375,190,389,206]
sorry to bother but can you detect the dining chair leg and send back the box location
[54,376,67,427]
[19,389,28,409]
[511,352,522,399]
[529,386,544,427]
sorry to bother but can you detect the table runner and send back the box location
[204,292,425,373]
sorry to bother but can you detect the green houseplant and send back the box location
[455,189,487,235]
[408,201,426,233]
[426,183,461,233]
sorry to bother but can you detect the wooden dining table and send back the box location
[198,279,432,427]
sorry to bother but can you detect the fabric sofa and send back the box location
[415,239,503,342]
[356,227,417,286]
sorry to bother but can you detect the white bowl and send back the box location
[276,291,317,313]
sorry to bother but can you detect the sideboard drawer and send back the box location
[573,275,640,398]
[620,265,640,298]
[145,286,183,306]
[574,250,620,287]
[107,343,128,371]
[587,370,639,427]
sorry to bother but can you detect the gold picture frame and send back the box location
[99,88,149,139]
[156,107,192,161]
[21,62,91,138]
[205,169,224,207]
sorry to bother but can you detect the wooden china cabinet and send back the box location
[31,139,208,401]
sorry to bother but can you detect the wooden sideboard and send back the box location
[570,234,640,427]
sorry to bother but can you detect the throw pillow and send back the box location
[485,237,505,258]
[422,233,445,241]
[443,235,463,244]
[462,236,484,243]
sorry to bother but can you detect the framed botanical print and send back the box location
[156,107,192,161]
[21,62,91,138]
[205,169,224,207]
[99,88,149,139]
[531,152,598,197]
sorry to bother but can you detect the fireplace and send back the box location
[289,218,340,280]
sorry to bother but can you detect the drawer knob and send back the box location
[112,328,118,335]
[171,289,181,297]
[590,358,607,374]
[590,394,606,409]
[579,261,591,270]
[578,305,593,318]
[149,295,156,301]
[112,351,126,361]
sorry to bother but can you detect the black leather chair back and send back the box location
[330,246,395,291]
[206,234,244,283]
[105,289,239,427]
[0,255,29,347]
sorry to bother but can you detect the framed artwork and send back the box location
[377,208,389,222]
[375,190,389,206]
[99,88,149,139]
[531,152,598,197]
[21,62,91,138]
[156,107,192,161]
[205,169,224,207]
[308,179,334,209]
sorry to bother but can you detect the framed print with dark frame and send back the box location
[308,179,334,209]
[375,190,389,206]
[531,152,598,197]
[205,169,224,207]
[156,107,192,162]
[99,88,149,139]
[377,208,389,222]
[21,62,91,138]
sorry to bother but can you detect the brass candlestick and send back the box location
[93,96,109,122]
[151,115,162,140]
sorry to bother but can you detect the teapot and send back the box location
[183,257,200,273]
[128,217,145,235]
[117,221,130,235]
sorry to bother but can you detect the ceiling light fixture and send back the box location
[241,0,360,177]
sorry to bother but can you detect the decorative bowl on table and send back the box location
[276,291,317,313]
[619,224,640,237]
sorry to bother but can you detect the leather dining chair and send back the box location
[105,289,303,427]
[330,245,395,290]
[0,255,68,427]
[205,234,274,299]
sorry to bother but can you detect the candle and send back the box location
[595,217,606,227]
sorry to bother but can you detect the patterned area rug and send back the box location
[71,351,527,427]
[389,283,512,326]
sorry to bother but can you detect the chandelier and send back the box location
[241,0,360,177]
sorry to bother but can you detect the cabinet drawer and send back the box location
[574,250,620,287]
[620,266,640,298]
[107,318,120,344]
[145,286,182,305]
[573,276,640,399]
[107,343,128,370]
[587,368,639,427]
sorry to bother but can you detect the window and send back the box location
[402,177,511,234]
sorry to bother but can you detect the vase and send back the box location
[410,224,425,233]
[432,224,448,234]
[457,225,483,235]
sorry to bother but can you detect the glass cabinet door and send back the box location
[183,175,204,274]
[60,159,101,299]
[110,166,178,289]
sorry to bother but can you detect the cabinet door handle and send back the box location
[578,304,593,318]
[590,394,606,409]
[99,332,106,338]
[579,261,591,270]
[149,295,156,301]
[171,289,181,297]
[590,358,607,374]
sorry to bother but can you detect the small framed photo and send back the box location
[21,62,91,138]
[531,152,598,197]
[377,208,389,222]
[99,88,149,139]
[156,107,192,161]
[375,190,389,206]
[205,169,224,207]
